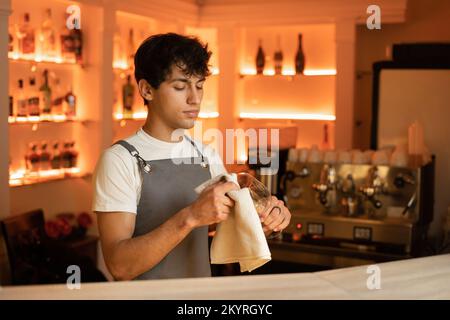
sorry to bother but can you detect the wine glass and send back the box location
[236,172,272,215]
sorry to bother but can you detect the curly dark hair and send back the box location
[134,33,212,105]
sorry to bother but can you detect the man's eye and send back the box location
[196,86,204,90]
[174,86,185,91]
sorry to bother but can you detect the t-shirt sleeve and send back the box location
[92,149,138,214]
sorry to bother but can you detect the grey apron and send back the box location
[114,135,212,280]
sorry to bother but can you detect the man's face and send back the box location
[150,64,205,130]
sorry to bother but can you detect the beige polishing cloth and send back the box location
[195,173,271,272]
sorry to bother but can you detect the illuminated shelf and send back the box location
[239,112,336,121]
[239,68,336,77]
[8,52,80,67]
[8,115,78,124]
[9,168,89,187]
[114,111,219,121]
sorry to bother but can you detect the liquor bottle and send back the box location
[295,33,305,75]
[127,29,135,69]
[321,124,330,151]
[255,39,265,75]
[17,13,35,57]
[71,28,83,64]
[61,141,71,169]
[113,27,124,66]
[25,142,40,172]
[40,8,56,59]
[64,86,77,119]
[16,79,28,117]
[8,25,14,53]
[28,77,40,116]
[40,141,51,171]
[52,78,64,114]
[69,141,79,168]
[39,69,52,114]
[60,13,75,62]
[122,75,135,118]
[51,141,61,169]
[9,96,13,117]
[273,35,283,75]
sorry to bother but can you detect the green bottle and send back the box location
[40,69,52,114]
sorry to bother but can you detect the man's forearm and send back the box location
[108,208,195,280]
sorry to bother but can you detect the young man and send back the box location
[93,33,291,281]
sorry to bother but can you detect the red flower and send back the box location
[45,220,61,239]
[56,217,73,236]
[77,212,93,229]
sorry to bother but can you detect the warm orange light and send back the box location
[113,60,129,70]
[8,52,77,65]
[9,167,82,186]
[199,111,219,119]
[211,67,220,75]
[303,69,337,76]
[8,114,70,123]
[239,112,336,121]
[240,68,337,76]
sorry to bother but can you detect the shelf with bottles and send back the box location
[9,67,78,126]
[8,5,84,68]
[9,139,85,187]
[240,24,335,80]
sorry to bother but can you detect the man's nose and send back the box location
[187,86,201,105]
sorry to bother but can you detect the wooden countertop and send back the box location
[1,254,449,300]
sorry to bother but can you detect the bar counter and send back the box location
[1,254,449,300]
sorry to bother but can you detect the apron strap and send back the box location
[184,135,208,168]
[113,140,152,174]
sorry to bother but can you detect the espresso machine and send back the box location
[270,150,435,269]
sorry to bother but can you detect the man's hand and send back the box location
[259,196,291,235]
[185,181,239,228]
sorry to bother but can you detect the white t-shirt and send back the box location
[92,128,227,214]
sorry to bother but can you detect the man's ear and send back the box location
[138,79,153,102]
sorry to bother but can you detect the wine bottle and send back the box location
[71,28,83,64]
[16,79,28,117]
[69,141,79,168]
[122,75,135,118]
[321,124,330,151]
[9,96,13,117]
[113,27,124,66]
[295,33,305,75]
[8,26,14,53]
[127,29,135,69]
[52,78,64,115]
[40,141,51,171]
[51,141,61,169]
[25,142,40,172]
[28,77,40,116]
[255,39,265,75]
[18,13,35,58]
[274,35,283,75]
[60,12,75,62]
[40,8,56,59]
[39,69,52,114]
